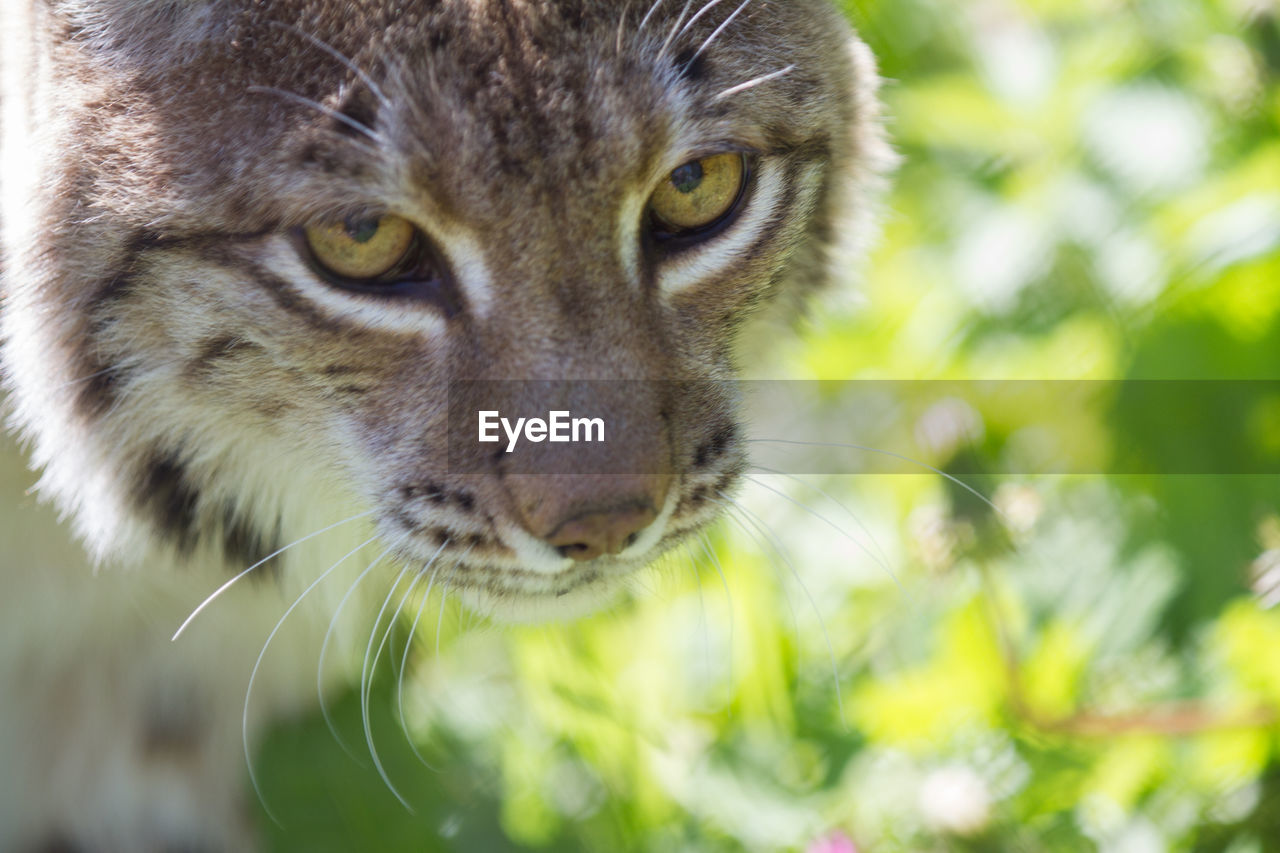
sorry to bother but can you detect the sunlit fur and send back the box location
[0,0,891,848]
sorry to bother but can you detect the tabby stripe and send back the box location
[133,449,283,575]
[134,451,203,555]
[72,231,167,421]
[246,264,351,333]
[734,155,809,267]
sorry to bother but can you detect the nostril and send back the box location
[556,542,596,560]
[546,504,657,563]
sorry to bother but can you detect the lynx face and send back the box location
[3,0,888,621]
[0,1,893,847]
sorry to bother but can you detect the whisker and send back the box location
[363,542,474,784]
[743,473,904,595]
[675,0,728,44]
[247,85,385,145]
[688,0,754,64]
[173,509,376,641]
[681,543,713,688]
[398,567,441,771]
[716,501,801,641]
[658,0,695,61]
[629,565,662,599]
[717,491,847,720]
[638,0,668,35]
[315,534,406,760]
[748,437,1003,523]
[360,563,417,812]
[713,64,796,101]
[750,465,894,576]
[50,356,179,393]
[698,532,735,708]
[396,544,447,718]
[242,533,378,826]
[616,0,635,55]
[266,21,393,111]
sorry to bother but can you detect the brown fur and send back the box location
[0,1,891,847]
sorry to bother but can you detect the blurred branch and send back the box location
[976,561,1280,739]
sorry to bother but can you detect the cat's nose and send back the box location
[509,474,671,561]
[545,502,659,561]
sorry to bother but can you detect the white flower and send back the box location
[919,765,993,836]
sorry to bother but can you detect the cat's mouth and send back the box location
[397,549,651,624]
[454,564,636,623]
[379,468,733,622]
[392,521,703,624]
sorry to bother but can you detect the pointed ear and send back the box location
[53,0,229,63]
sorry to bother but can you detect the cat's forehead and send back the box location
[381,5,679,197]
[58,0,855,235]
[329,0,845,213]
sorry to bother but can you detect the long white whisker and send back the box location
[395,543,447,722]
[429,545,475,657]
[698,533,735,708]
[638,0,668,34]
[247,85,385,145]
[658,0,695,60]
[682,543,713,693]
[382,570,420,686]
[398,567,441,771]
[716,501,801,640]
[173,509,376,641]
[750,465,894,576]
[49,356,176,393]
[315,535,406,758]
[360,563,418,812]
[267,21,393,110]
[714,64,796,101]
[689,0,753,64]
[718,491,846,720]
[676,0,728,43]
[743,473,904,595]
[746,438,1003,519]
[242,533,377,826]
[616,0,635,54]
[378,545,476,778]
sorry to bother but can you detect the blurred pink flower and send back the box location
[807,831,858,853]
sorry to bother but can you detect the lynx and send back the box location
[0,0,891,848]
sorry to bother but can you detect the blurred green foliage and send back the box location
[258,0,1280,849]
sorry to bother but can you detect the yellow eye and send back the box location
[649,152,746,234]
[303,214,416,281]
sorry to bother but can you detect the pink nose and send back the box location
[545,503,658,561]
[506,473,671,562]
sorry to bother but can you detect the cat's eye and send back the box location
[303,214,417,281]
[649,152,747,238]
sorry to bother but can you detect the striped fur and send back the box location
[0,1,891,848]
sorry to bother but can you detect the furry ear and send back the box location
[52,0,228,64]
